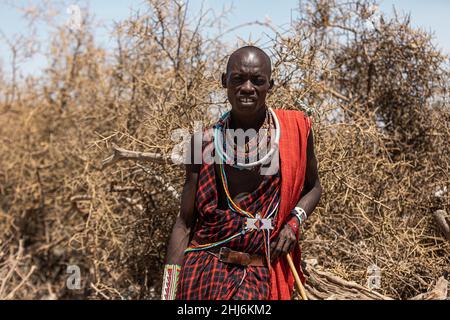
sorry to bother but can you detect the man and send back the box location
[161,46,322,300]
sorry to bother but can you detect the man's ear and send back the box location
[269,79,274,90]
[221,73,227,88]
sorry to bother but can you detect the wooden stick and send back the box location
[286,254,308,300]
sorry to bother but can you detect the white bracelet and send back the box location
[292,207,307,225]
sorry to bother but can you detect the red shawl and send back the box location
[269,109,312,300]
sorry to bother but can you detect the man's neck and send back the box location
[229,106,267,131]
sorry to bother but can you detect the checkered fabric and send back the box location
[176,134,281,300]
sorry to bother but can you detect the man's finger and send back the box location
[281,237,292,255]
[287,239,296,254]
[282,227,296,256]
[285,226,298,253]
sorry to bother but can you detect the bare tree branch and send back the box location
[102,143,171,169]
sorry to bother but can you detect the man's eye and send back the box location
[253,78,266,85]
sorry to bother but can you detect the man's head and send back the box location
[222,46,274,117]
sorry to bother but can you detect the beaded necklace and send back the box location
[184,108,282,256]
[222,110,272,171]
[213,108,281,171]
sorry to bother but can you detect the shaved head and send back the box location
[226,46,272,77]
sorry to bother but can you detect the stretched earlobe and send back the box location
[221,73,227,88]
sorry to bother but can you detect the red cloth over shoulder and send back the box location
[269,109,312,300]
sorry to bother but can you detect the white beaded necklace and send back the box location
[214,107,281,170]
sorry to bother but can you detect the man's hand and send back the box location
[270,223,297,262]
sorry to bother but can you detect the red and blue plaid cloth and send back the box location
[176,132,281,300]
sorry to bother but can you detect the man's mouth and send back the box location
[238,97,256,104]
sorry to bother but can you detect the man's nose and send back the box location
[241,80,255,94]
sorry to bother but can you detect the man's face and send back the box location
[222,50,273,116]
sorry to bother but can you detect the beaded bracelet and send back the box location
[292,207,308,232]
[161,264,181,300]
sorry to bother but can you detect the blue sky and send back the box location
[0,0,449,78]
